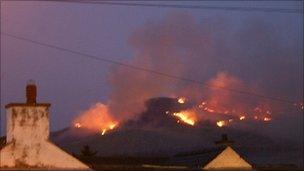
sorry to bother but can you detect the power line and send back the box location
[4,0,302,14]
[43,0,303,14]
[1,32,298,105]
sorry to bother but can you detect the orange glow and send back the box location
[101,129,106,135]
[73,103,119,134]
[254,116,258,120]
[109,123,117,130]
[201,106,216,113]
[74,122,82,128]
[101,123,118,136]
[216,120,227,127]
[263,117,271,122]
[239,116,246,120]
[177,97,186,104]
[206,108,215,113]
[173,110,196,126]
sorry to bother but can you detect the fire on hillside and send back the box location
[72,96,278,134]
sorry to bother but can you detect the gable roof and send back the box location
[169,147,226,167]
[203,146,252,170]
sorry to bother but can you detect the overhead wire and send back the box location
[2,0,302,14]
[41,0,303,14]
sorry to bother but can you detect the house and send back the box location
[170,134,252,170]
[0,81,90,170]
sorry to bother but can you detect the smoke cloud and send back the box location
[74,12,302,134]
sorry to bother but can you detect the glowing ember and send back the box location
[74,123,82,128]
[206,108,215,113]
[239,116,246,120]
[177,97,186,104]
[109,123,117,130]
[173,111,195,126]
[216,120,227,127]
[263,117,272,122]
[100,123,118,135]
[201,106,216,113]
[101,129,106,135]
[198,101,207,108]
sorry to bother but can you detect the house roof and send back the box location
[169,146,252,170]
[203,146,252,170]
[169,147,226,167]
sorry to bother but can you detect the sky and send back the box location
[0,1,303,137]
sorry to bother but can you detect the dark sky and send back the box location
[1,1,303,136]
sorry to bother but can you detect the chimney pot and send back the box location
[26,80,37,104]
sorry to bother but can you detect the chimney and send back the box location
[5,81,50,144]
[26,79,37,104]
[1,82,89,169]
[215,134,234,147]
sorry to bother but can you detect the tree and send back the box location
[80,145,97,157]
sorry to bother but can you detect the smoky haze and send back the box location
[106,12,303,123]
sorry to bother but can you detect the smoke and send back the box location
[107,12,214,121]
[73,12,302,134]
[204,72,247,107]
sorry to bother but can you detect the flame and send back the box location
[239,115,246,120]
[74,122,82,128]
[216,120,227,127]
[73,103,119,134]
[263,117,271,122]
[177,97,186,104]
[100,123,118,135]
[173,110,196,126]
[109,123,117,129]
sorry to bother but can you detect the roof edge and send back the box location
[5,103,51,109]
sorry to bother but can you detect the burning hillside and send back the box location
[72,95,277,135]
[71,12,302,138]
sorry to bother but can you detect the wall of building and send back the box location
[6,106,49,143]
